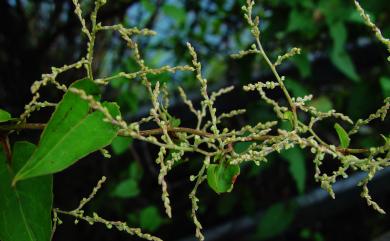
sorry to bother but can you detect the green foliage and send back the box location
[166,113,181,128]
[141,0,156,13]
[0,109,12,123]
[112,179,140,198]
[300,228,325,241]
[112,162,143,198]
[162,4,186,26]
[282,111,295,130]
[207,163,240,194]
[380,76,390,97]
[334,123,351,148]
[0,0,389,241]
[14,79,120,182]
[329,21,360,82]
[281,147,306,194]
[284,78,310,97]
[233,131,254,154]
[255,202,296,240]
[128,162,144,181]
[309,96,333,112]
[347,83,378,119]
[291,51,311,78]
[0,142,52,241]
[111,136,133,155]
[287,9,318,38]
[234,141,253,154]
[140,206,164,232]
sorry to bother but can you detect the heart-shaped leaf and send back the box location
[207,163,240,194]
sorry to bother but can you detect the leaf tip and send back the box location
[11,176,18,187]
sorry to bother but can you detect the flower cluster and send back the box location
[18,0,389,240]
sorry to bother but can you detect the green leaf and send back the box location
[141,0,156,13]
[127,213,138,225]
[14,79,120,182]
[112,179,140,198]
[234,141,252,154]
[334,123,350,148]
[162,4,186,26]
[329,21,360,82]
[110,76,127,89]
[170,116,181,128]
[291,52,311,78]
[283,111,295,130]
[284,78,310,97]
[0,108,12,123]
[309,96,333,112]
[347,10,366,24]
[280,118,293,132]
[380,134,390,145]
[347,83,377,119]
[300,228,325,241]
[330,49,360,82]
[233,131,254,154]
[379,76,390,97]
[206,58,227,81]
[255,203,295,240]
[128,162,143,181]
[140,206,163,232]
[314,232,326,241]
[281,147,306,194]
[207,163,240,194]
[118,89,139,114]
[0,142,52,241]
[287,9,317,38]
[148,72,171,86]
[164,112,181,128]
[359,136,380,149]
[318,0,349,24]
[111,136,133,155]
[329,21,347,52]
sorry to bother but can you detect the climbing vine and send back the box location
[0,0,389,241]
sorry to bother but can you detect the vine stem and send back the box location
[0,122,369,154]
[255,38,298,129]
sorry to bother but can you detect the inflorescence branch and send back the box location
[1,0,389,240]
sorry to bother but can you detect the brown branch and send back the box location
[0,123,371,155]
[336,148,368,154]
[0,123,45,131]
[0,132,12,162]
[138,127,213,137]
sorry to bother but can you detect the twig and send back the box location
[0,122,371,155]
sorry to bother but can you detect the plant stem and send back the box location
[0,122,370,154]
[255,39,298,129]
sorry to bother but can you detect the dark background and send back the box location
[0,0,390,240]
